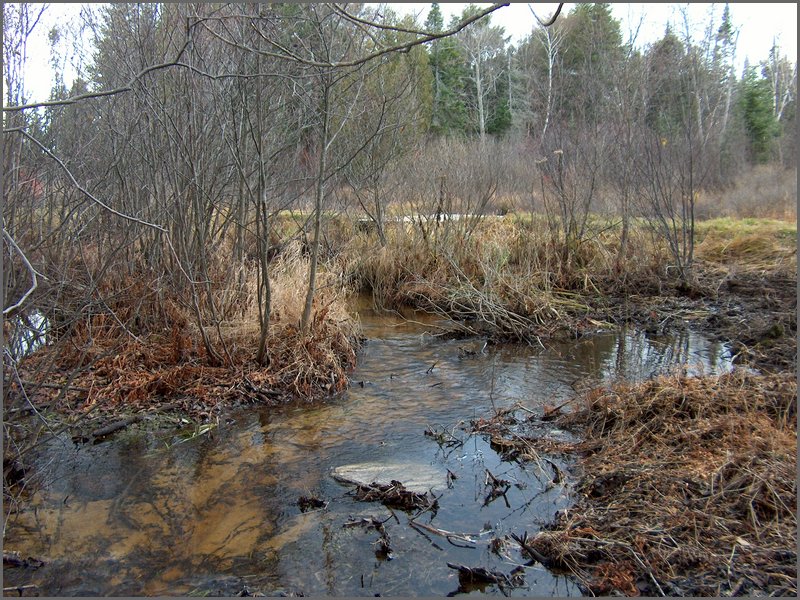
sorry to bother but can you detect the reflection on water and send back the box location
[3,305,731,596]
[5,310,48,361]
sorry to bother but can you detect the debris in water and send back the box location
[297,495,326,513]
[482,469,511,507]
[343,515,394,561]
[353,480,437,512]
[446,562,524,595]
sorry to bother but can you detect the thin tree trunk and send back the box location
[301,83,330,334]
[254,51,272,365]
[475,57,485,138]
[255,169,271,365]
[542,28,555,141]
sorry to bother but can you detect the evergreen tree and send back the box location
[486,58,512,135]
[425,3,469,135]
[739,65,780,163]
[557,3,624,125]
[645,27,690,137]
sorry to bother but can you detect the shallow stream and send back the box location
[3,304,731,596]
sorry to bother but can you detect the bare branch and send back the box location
[330,4,447,37]
[529,3,564,28]
[194,3,510,69]
[2,230,42,318]
[10,129,166,233]
[2,39,191,113]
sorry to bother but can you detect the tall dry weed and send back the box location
[702,164,797,220]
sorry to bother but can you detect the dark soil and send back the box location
[702,270,797,373]
[598,266,797,374]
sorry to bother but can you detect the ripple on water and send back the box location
[4,310,730,596]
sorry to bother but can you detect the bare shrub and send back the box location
[701,164,797,220]
[388,138,508,249]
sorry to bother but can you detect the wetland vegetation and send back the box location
[3,2,796,596]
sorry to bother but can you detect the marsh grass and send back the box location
[694,217,797,273]
[13,211,796,415]
[18,240,360,419]
[526,370,798,596]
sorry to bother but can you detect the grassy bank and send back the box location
[514,370,797,596]
[339,214,796,369]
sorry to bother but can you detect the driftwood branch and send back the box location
[87,401,182,440]
[510,531,552,566]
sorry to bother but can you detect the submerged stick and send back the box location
[409,521,479,547]
[510,532,552,567]
[89,401,183,440]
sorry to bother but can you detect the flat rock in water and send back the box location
[332,461,445,493]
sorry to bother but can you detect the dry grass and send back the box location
[18,241,361,419]
[700,164,797,221]
[340,215,676,341]
[695,217,797,274]
[525,370,797,596]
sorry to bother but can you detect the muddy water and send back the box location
[3,305,731,597]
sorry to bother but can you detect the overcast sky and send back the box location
[14,3,799,104]
[397,3,797,62]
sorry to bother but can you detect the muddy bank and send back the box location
[6,308,361,428]
[482,369,797,597]
[701,270,796,373]
[600,267,796,375]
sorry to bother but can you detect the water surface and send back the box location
[3,305,731,596]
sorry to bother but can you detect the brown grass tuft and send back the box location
[532,370,797,596]
[19,240,361,419]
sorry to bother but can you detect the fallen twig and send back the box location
[409,520,480,548]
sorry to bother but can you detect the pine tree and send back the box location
[645,27,690,137]
[425,3,469,135]
[557,3,624,125]
[739,65,780,163]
